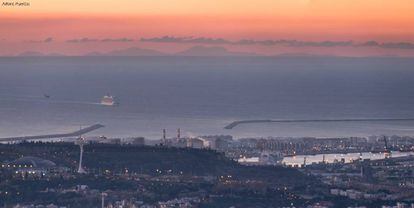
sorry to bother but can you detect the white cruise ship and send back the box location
[101,95,118,106]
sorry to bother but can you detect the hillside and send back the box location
[0,142,313,185]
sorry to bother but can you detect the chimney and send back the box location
[162,129,166,140]
[177,128,181,139]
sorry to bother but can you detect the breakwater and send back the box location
[224,118,414,129]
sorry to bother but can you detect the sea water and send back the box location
[1,56,414,139]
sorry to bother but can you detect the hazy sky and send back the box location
[1,0,414,56]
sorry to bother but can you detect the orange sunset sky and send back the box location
[1,0,414,56]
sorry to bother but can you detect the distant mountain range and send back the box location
[97,47,166,56]
[17,51,66,57]
[14,46,263,57]
[175,45,259,56]
[11,46,401,58]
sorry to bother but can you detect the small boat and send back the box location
[44,94,50,99]
[101,94,118,106]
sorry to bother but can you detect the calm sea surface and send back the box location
[1,56,414,139]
